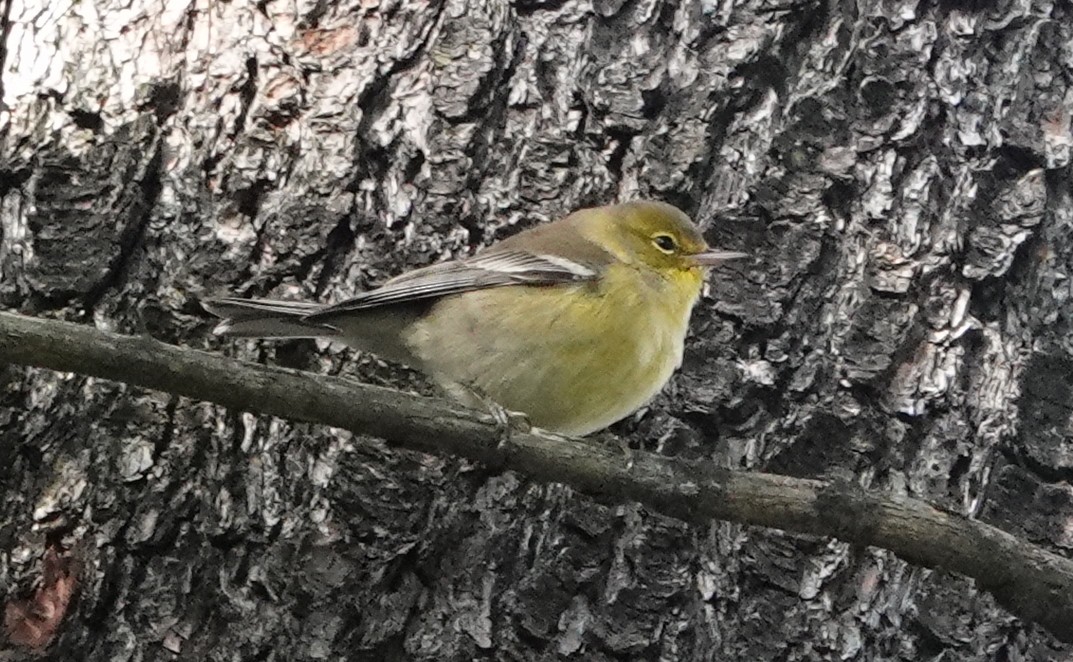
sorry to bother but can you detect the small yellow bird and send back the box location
[204,200,745,436]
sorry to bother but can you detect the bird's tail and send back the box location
[202,297,338,338]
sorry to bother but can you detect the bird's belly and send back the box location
[405,283,690,436]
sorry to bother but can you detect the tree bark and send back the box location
[3,0,1072,660]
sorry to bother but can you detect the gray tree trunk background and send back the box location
[2,0,1072,659]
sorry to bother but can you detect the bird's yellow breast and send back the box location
[405,264,705,435]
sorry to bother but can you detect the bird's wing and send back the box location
[202,298,324,321]
[305,249,599,320]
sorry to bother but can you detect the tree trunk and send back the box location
[2,0,1071,659]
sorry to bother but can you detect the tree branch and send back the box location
[1,310,1071,641]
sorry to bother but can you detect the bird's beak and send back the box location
[690,249,749,267]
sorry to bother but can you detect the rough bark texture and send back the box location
[2,0,1072,660]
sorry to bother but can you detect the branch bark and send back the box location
[2,309,1071,642]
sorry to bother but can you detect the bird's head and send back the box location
[596,200,747,274]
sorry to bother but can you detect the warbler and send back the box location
[204,200,746,436]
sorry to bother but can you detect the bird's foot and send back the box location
[484,398,533,447]
[587,431,635,469]
[456,384,531,461]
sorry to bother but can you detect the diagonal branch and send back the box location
[1,310,1071,641]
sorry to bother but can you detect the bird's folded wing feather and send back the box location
[202,298,323,320]
[306,249,599,320]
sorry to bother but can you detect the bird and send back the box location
[203,200,746,436]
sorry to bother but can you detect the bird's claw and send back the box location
[483,399,532,448]
[455,384,530,468]
[586,431,634,469]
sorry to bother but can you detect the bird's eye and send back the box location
[652,234,678,253]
